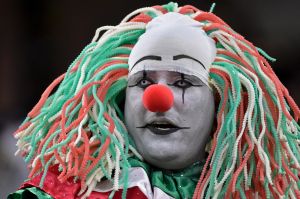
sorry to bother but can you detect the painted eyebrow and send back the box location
[173,54,205,69]
[130,55,162,72]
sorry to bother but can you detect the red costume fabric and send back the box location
[20,165,147,199]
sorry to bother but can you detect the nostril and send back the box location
[142,84,174,112]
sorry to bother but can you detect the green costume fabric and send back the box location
[7,187,53,199]
[128,157,203,199]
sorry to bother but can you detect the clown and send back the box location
[9,2,300,199]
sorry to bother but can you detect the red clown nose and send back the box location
[143,84,174,112]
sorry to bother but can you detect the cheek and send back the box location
[125,88,144,109]
[173,88,215,120]
[124,88,145,126]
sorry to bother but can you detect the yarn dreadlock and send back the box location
[14,2,300,199]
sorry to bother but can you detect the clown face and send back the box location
[124,12,216,169]
[124,70,215,169]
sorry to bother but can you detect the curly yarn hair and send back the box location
[15,2,300,198]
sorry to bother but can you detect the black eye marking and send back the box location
[128,70,154,89]
[181,73,186,104]
[168,73,203,104]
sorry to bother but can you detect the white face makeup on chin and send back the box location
[124,70,215,170]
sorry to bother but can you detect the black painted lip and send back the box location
[137,123,190,135]
[146,125,181,135]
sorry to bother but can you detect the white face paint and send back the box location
[128,12,216,87]
[124,12,216,169]
[124,70,215,170]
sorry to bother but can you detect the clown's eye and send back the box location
[137,78,154,88]
[173,79,192,89]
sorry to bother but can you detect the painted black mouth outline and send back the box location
[137,122,190,135]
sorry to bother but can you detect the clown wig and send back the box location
[15,2,300,199]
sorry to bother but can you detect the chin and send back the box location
[150,158,190,170]
[144,151,189,170]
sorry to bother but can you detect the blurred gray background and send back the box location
[0,0,299,197]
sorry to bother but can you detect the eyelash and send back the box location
[138,78,154,88]
[128,77,154,89]
[170,79,193,89]
[129,77,200,89]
